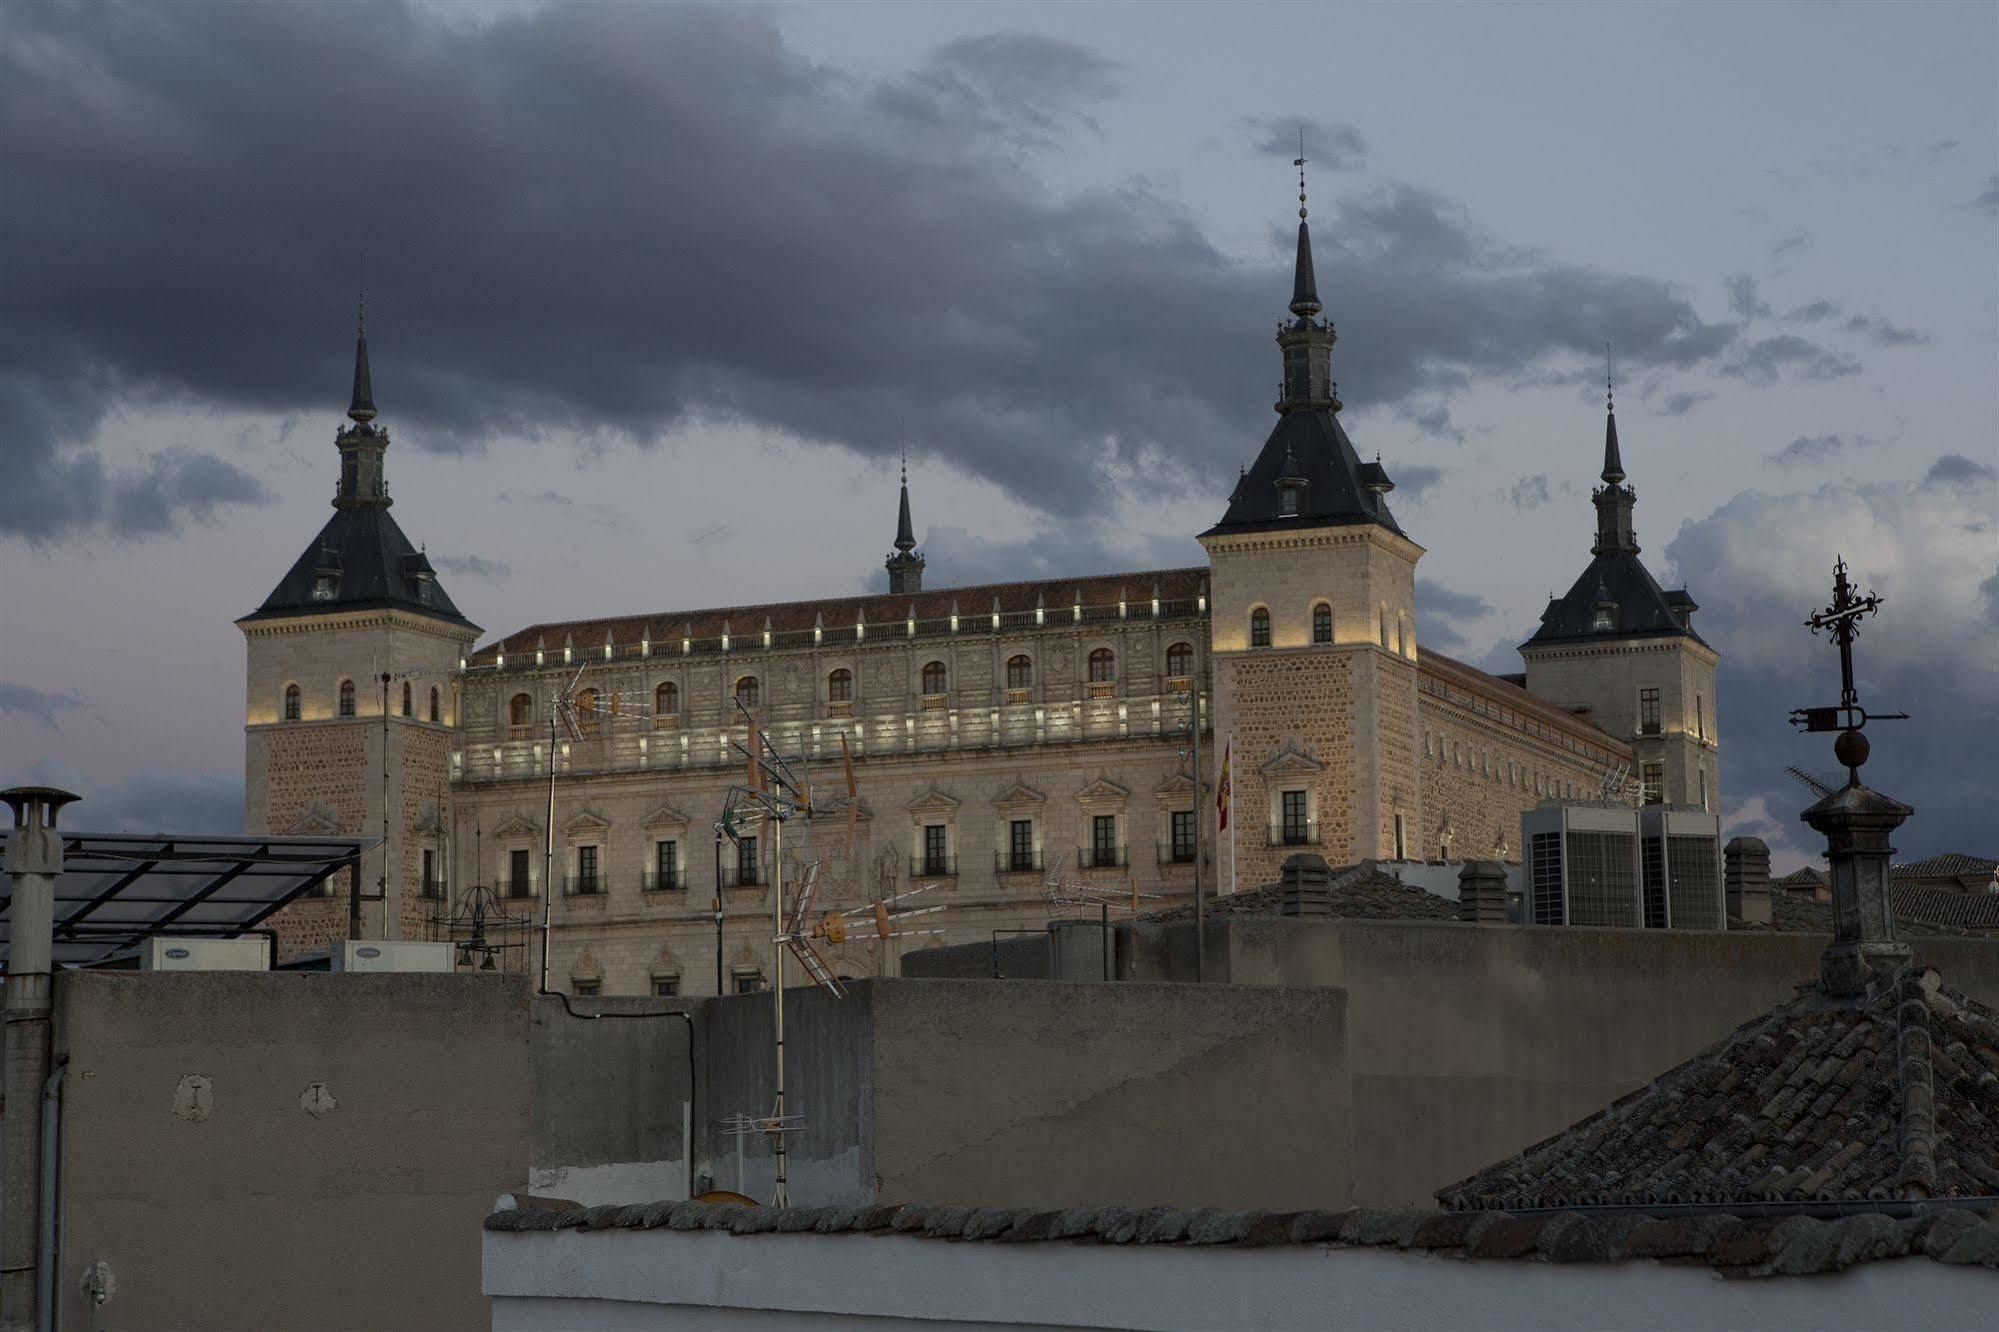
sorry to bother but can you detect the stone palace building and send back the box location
[239,201,1721,994]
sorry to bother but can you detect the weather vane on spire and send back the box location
[1605,341,1614,412]
[1295,129,1308,220]
[1790,556,1908,784]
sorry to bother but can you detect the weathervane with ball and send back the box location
[1788,556,1908,785]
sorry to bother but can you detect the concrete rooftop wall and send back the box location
[529,994,697,1204]
[693,978,1350,1211]
[1122,917,1999,1204]
[51,971,531,1332]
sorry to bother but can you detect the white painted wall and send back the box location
[484,1227,1986,1332]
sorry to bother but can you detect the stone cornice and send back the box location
[237,607,477,646]
[1199,523,1425,563]
[1519,636,1719,668]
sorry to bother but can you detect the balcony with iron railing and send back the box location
[642,869,683,893]
[1268,820,1321,848]
[563,874,608,897]
[418,877,444,900]
[1078,844,1129,870]
[504,877,536,900]
[995,848,1045,874]
[1156,842,1200,866]
[916,853,958,879]
[719,864,765,889]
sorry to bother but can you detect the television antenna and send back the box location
[1596,758,1640,806]
[1043,852,1159,980]
[1784,765,1839,801]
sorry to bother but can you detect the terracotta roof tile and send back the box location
[1436,968,1999,1211]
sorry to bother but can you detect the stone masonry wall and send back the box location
[1219,648,1359,891]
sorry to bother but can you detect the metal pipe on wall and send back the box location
[2,785,78,1332]
[36,1065,65,1332]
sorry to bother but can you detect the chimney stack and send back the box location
[1457,859,1510,924]
[1724,836,1772,925]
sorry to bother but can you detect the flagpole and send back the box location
[1228,734,1237,897]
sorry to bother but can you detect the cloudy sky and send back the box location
[2,1,1994,869]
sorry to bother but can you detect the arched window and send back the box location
[282,683,300,721]
[1006,655,1033,689]
[1379,606,1391,648]
[1250,608,1271,648]
[654,681,679,717]
[735,676,760,709]
[509,693,532,737]
[429,686,441,723]
[401,681,413,717]
[574,688,600,736]
[1312,603,1332,644]
[338,679,356,717]
[827,668,853,703]
[1165,642,1193,679]
[1088,648,1116,683]
[921,661,947,695]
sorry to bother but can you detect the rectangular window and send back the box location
[1281,790,1310,845]
[654,841,679,891]
[420,848,438,899]
[1091,814,1118,868]
[923,824,950,877]
[1170,810,1196,863]
[575,845,599,894]
[1641,763,1665,806]
[1393,813,1406,861]
[1698,768,1708,812]
[653,976,679,997]
[1696,693,1706,741]
[733,972,763,994]
[736,836,758,885]
[573,980,600,998]
[509,848,532,898]
[1009,819,1035,871]
[1639,687,1662,736]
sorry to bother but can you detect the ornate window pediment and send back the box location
[1260,741,1325,778]
[640,803,692,831]
[992,781,1047,811]
[571,948,602,981]
[1152,772,1196,803]
[906,785,962,817]
[1074,775,1131,809]
[491,812,541,840]
[410,806,446,839]
[562,810,611,838]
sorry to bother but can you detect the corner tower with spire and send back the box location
[235,303,482,959]
[885,456,925,594]
[1520,372,1719,811]
[1199,152,1427,884]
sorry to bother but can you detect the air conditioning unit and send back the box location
[1522,802,1642,928]
[332,940,458,973]
[142,936,272,971]
[1639,805,1724,931]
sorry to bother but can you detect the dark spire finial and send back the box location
[347,297,377,425]
[893,453,916,554]
[1288,132,1322,320]
[1600,342,1623,485]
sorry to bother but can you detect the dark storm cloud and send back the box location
[1767,433,1875,467]
[1717,336,1861,387]
[1982,567,1999,628]
[22,759,243,835]
[909,524,1204,590]
[1393,464,1445,500]
[1841,314,1929,347]
[1925,453,1998,488]
[1666,481,1996,862]
[1971,173,1999,218]
[1659,390,1713,416]
[1413,579,1491,654]
[1784,300,1839,324]
[1723,273,1770,320]
[2,2,1740,541]
[0,683,87,729]
[1506,474,1553,510]
[1247,117,1367,170]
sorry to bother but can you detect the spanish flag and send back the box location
[1216,740,1232,832]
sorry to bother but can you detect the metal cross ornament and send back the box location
[1788,556,1907,783]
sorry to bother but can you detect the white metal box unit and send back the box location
[332,940,458,973]
[141,936,272,971]
[1522,801,1642,928]
[1639,804,1725,930]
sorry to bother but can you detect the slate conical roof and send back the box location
[246,505,474,627]
[1437,966,1999,1210]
